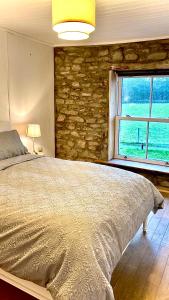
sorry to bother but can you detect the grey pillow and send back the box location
[0,130,28,160]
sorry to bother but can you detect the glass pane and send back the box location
[151,77,169,118]
[148,122,169,162]
[119,120,147,159]
[121,77,151,117]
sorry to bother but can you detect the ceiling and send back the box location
[0,0,169,47]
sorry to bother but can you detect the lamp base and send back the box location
[33,150,38,155]
[32,138,37,154]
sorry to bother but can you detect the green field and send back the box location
[119,103,169,162]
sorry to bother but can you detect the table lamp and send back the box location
[27,124,41,154]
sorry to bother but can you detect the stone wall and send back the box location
[54,39,169,162]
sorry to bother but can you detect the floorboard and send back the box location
[111,198,169,300]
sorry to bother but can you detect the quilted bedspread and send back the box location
[0,155,163,300]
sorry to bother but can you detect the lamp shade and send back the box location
[52,0,95,40]
[27,124,41,138]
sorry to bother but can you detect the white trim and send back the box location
[114,115,169,166]
[114,154,168,166]
[108,71,118,160]
[114,116,119,159]
[112,76,169,165]
[149,77,153,117]
[145,121,149,159]
[53,35,169,47]
[115,116,169,123]
[145,77,153,159]
[114,116,169,166]
[117,78,122,116]
[108,159,169,174]
[117,75,169,79]
[1,25,169,49]
[0,268,52,300]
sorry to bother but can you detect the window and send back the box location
[114,70,169,165]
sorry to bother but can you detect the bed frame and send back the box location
[0,219,148,300]
[0,94,150,299]
[0,268,52,300]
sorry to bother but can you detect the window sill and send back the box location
[96,159,169,175]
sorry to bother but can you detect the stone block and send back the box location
[69,116,84,123]
[57,114,66,122]
[147,52,167,61]
[111,50,123,62]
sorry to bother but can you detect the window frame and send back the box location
[114,74,169,166]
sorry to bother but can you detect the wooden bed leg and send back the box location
[143,217,148,233]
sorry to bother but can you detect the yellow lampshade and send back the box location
[52,0,95,40]
[27,124,41,138]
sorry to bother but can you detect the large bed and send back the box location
[0,140,163,300]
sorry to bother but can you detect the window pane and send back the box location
[121,77,150,117]
[148,122,169,162]
[119,120,147,158]
[151,77,169,118]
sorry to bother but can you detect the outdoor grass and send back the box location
[119,103,169,162]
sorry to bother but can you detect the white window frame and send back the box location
[114,74,169,166]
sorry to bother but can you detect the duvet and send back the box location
[0,154,163,300]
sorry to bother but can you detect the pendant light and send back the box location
[52,0,95,41]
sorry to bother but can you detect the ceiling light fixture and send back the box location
[52,0,95,41]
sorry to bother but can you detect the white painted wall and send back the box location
[0,30,55,156]
[0,30,9,121]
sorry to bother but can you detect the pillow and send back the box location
[0,130,28,160]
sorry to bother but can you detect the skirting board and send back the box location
[0,268,53,300]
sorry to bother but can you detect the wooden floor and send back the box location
[1,198,169,300]
[111,197,169,300]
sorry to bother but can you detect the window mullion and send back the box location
[117,78,122,116]
[146,77,153,159]
[116,116,169,123]
[149,77,153,117]
[145,122,149,159]
[114,116,120,157]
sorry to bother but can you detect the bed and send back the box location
[0,129,164,300]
